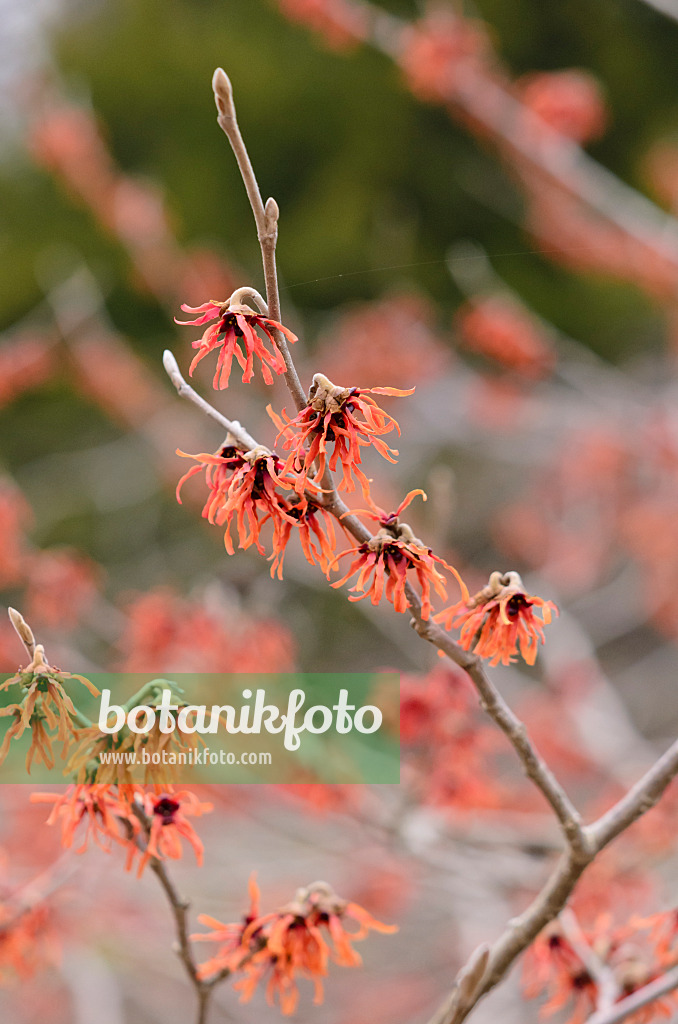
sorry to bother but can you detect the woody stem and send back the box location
[212,68,307,413]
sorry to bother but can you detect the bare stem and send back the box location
[584,965,678,1024]
[129,804,230,1024]
[212,68,307,413]
[162,350,258,451]
[559,909,619,1014]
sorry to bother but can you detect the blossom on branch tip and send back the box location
[176,300,295,388]
[0,645,99,771]
[268,372,414,496]
[331,490,467,619]
[435,570,557,666]
[195,878,396,1015]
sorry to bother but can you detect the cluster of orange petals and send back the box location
[332,491,467,619]
[274,0,369,50]
[176,443,334,577]
[0,898,57,983]
[524,914,678,1024]
[0,645,99,772]
[194,876,396,1015]
[436,570,557,666]
[177,300,295,388]
[456,296,555,379]
[30,784,211,875]
[269,373,413,496]
[517,69,608,144]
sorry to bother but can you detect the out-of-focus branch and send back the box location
[584,964,678,1024]
[560,908,619,1013]
[211,68,307,413]
[424,727,678,1024]
[636,0,678,25]
[408,600,591,858]
[361,4,678,266]
[590,736,678,848]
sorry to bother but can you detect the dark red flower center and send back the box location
[219,312,245,336]
[153,796,181,822]
[506,594,531,618]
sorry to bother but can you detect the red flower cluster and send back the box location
[332,491,467,619]
[524,915,678,1024]
[176,300,295,388]
[398,11,492,104]
[195,877,396,1014]
[0,898,58,983]
[274,0,369,50]
[518,69,608,144]
[30,783,126,853]
[436,570,557,666]
[456,296,555,379]
[118,588,296,673]
[124,789,212,877]
[269,372,414,495]
[31,784,212,875]
[177,443,329,577]
[399,666,503,811]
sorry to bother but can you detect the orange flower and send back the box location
[0,645,99,771]
[523,923,597,1024]
[268,373,414,496]
[193,873,263,978]
[436,570,557,666]
[268,497,337,579]
[30,783,127,853]
[176,300,296,388]
[125,789,212,877]
[0,900,58,982]
[195,879,396,1015]
[176,443,319,574]
[332,491,467,619]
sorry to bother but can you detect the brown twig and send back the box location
[129,803,230,1024]
[559,908,619,1014]
[584,964,678,1024]
[211,68,307,414]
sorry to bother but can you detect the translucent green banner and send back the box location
[0,673,400,784]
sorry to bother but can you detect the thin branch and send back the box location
[407,600,591,860]
[591,736,678,849]
[211,68,307,413]
[560,908,619,1014]
[129,804,230,1024]
[162,350,258,451]
[585,965,678,1024]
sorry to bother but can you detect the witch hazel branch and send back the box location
[158,67,678,1024]
[5,63,678,1024]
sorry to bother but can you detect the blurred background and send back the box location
[3,0,678,1021]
